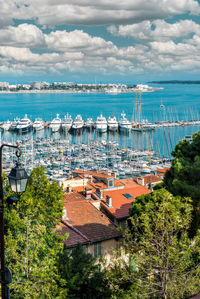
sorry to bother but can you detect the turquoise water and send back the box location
[0,83,200,157]
[0,84,200,121]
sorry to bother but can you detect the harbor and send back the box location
[1,83,200,181]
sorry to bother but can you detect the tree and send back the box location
[4,167,66,298]
[109,189,200,298]
[58,243,112,299]
[164,132,200,233]
[164,132,200,207]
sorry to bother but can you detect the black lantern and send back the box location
[8,162,29,193]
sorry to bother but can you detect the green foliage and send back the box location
[164,132,200,233]
[4,167,66,298]
[109,189,200,298]
[164,132,200,207]
[152,181,164,190]
[58,243,112,299]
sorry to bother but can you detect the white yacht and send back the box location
[95,114,107,133]
[72,115,84,131]
[119,113,132,131]
[62,114,73,132]
[10,118,19,131]
[2,120,12,131]
[107,115,118,132]
[16,115,32,132]
[33,118,45,131]
[85,118,94,129]
[49,114,61,132]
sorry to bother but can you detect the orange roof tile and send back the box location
[71,186,86,192]
[57,222,89,247]
[102,186,151,219]
[120,178,139,188]
[72,169,114,179]
[142,175,161,184]
[156,167,170,173]
[64,192,122,242]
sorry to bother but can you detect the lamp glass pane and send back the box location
[9,178,17,192]
[19,179,27,193]
[16,180,21,193]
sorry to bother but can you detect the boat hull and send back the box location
[96,126,107,133]
[16,125,32,132]
[108,125,118,132]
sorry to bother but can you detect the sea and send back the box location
[0,83,200,158]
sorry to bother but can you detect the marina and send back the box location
[1,83,200,181]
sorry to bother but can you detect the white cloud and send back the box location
[0,24,45,47]
[1,0,200,27]
[108,20,200,41]
[150,40,197,56]
[45,30,116,54]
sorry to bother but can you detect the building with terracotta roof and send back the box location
[134,174,162,190]
[60,169,124,193]
[60,170,152,229]
[156,167,170,179]
[59,192,122,262]
[99,184,151,227]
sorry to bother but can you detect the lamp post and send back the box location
[0,143,29,299]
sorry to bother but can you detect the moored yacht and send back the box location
[33,118,45,131]
[72,115,84,131]
[95,114,107,133]
[16,115,32,132]
[85,118,94,129]
[2,120,12,131]
[62,114,73,132]
[107,115,118,132]
[10,118,19,131]
[49,114,61,132]
[119,113,131,131]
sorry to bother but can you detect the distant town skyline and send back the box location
[1,1,200,83]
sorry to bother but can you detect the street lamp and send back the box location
[0,143,29,299]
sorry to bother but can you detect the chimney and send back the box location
[96,188,104,200]
[111,172,117,178]
[106,195,113,208]
[85,189,92,200]
[66,185,72,193]
[62,207,68,221]
[137,177,144,186]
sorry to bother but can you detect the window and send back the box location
[94,242,102,257]
[108,178,114,188]
[82,245,87,254]
[123,193,133,199]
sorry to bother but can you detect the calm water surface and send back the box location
[0,83,200,157]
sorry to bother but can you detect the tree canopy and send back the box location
[4,167,66,298]
[58,243,112,299]
[164,132,200,207]
[4,166,111,298]
[109,189,200,298]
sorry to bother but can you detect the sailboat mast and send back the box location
[134,91,137,125]
[138,91,141,127]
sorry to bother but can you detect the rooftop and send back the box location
[102,185,151,219]
[58,221,89,248]
[63,192,122,243]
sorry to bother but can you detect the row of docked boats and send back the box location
[1,113,134,133]
[49,113,133,133]
[3,113,199,134]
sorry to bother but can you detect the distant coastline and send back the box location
[0,89,158,94]
[149,80,200,84]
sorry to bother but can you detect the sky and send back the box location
[1,0,200,83]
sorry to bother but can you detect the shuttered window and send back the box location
[94,242,102,257]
